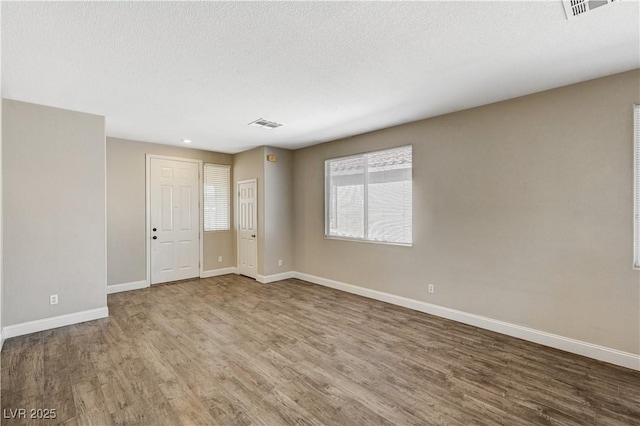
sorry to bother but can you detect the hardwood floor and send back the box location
[1,275,639,425]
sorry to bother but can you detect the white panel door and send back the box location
[150,158,200,284]
[238,180,257,278]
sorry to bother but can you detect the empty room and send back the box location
[1,1,639,425]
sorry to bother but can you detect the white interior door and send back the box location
[238,179,257,278]
[150,158,200,284]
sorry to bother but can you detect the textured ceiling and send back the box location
[2,1,639,153]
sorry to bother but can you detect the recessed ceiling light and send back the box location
[182,139,192,144]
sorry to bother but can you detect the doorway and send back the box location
[237,179,258,278]
[147,155,202,285]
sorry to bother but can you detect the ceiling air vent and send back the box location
[563,0,620,19]
[248,118,284,130]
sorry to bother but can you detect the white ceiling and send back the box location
[2,1,639,154]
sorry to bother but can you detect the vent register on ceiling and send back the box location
[563,0,620,19]
[248,118,284,129]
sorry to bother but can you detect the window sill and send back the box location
[325,235,412,247]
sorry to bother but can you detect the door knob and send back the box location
[251,234,256,238]
[153,228,157,232]
[153,236,157,240]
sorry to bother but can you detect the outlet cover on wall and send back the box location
[428,284,435,294]
[218,256,223,262]
[50,294,59,305]
[278,259,283,266]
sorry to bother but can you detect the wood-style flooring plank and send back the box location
[1,275,639,425]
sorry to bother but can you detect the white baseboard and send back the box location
[107,280,149,294]
[3,307,109,340]
[257,271,295,284]
[201,267,238,278]
[0,329,4,352]
[293,272,640,371]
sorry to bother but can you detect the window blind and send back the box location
[204,164,230,231]
[325,145,412,245]
[634,105,640,268]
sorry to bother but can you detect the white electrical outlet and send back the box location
[278,259,283,266]
[50,294,59,305]
[428,284,435,294]
[218,256,223,262]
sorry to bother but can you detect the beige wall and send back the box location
[3,99,107,325]
[0,87,3,333]
[293,70,640,355]
[106,137,234,286]
[264,147,294,276]
[233,147,265,275]
[232,146,294,277]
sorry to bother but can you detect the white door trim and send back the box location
[146,154,203,286]
[236,178,258,277]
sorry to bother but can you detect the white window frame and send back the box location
[633,105,640,268]
[324,145,412,247]
[204,163,230,232]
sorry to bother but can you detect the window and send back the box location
[634,105,640,268]
[204,164,230,231]
[325,145,412,245]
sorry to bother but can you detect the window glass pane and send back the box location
[328,156,365,239]
[367,146,412,244]
[325,146,412,245]
[204,164,230,231]
[634,105,640,268]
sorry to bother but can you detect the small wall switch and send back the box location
[50,294,59,305]
[218,256,223,262]
[428,284,435,294]
[278,259,283,266]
